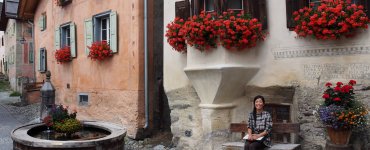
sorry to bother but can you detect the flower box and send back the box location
[87,41,113,61]
[55,46,71,64]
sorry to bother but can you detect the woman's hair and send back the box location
[253,95,265,126]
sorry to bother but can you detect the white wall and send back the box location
[164,0,370,92]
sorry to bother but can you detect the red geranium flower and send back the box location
[87,41,113,61]
[55,46,71,64]
[325,82,332,87]
[333,97,341,101]
[293,0,369,40]
[165,17,187,53]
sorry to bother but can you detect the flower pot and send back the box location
[327,127,352,145]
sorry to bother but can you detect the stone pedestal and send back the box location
[200,104,235,149]
[325,141,352,150]
[184,46,260,149]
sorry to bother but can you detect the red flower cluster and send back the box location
[165,11,266,52]
[322,80,356,106]
[293,0,369,40]
[88,41,113,61]
[216,11,265,50]
[182,12,218,51]
[165,17,187,53]
[55,46,71,64]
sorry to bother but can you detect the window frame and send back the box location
[39,48,47,73]
[93,11,111,44]
[60,23,71,47]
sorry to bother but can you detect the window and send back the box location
[39,48,47,72]
[1,37,3,46]
[55,23,76,57]
[39,12,47,31]
[78,93,89,106]
[265,104,291,144]
[61,24,71,47]
[93,12,111,43]
[191,0,267,29]
[85,11,118,55]
[29,42,34,63]
[286,0,370,29]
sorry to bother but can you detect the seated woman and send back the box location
[245,95,272,150]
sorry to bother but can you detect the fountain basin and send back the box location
[12,121,126,150]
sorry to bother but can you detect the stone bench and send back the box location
[222,122,301,150]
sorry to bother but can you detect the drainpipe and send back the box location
[144,0,149,129]
[27,20,35,81]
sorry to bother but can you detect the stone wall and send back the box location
[166,86,204,149]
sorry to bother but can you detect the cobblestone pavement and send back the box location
[0,91,40,150]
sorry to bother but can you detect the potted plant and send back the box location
[165,17,187,53]
[87,41,113,61]
[43,104,82,137]
[318,80,368,145]
[55,46,71,64]
[293,0,369,40]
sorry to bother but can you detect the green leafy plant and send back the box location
[9,91,21,97]
[43,104,82,134]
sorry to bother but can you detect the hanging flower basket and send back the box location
[55,46,71,64]
[293,0,369,40]
[87,41,113,61]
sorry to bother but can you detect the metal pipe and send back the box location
[144,0,149,129]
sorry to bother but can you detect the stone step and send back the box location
[222,142,301,150]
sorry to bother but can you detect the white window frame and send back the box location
[60,24,71,47]
[93,11,111,44]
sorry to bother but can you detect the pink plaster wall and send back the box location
[33,0,153,138]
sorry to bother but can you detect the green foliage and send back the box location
[43,104,81,134]
[53,118,82,134]
[0,80,11,91]
[9,91,21,97]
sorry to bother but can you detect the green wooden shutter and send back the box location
[37,48,41,71]
[55,27,60,50]
[38,17,43,31]
[70,23,76,58]
[42,14,46,30]
[84,18,93,55]
[110,11,118,53]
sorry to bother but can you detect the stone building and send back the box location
[164,0,370,149]
[0,1,35,91]
[14,0,168,140]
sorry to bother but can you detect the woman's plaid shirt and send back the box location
[248,111,273,147]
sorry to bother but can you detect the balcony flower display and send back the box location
[182,11,218,51]
[43,104,82,135]
[318,80,368,145]
[87,41,113,61]
[293,0,369,40]
[55,46,71,64]
[165,11,266,52]
[216,11,265,50]
[165,17,187,53]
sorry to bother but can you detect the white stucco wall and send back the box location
[164,0,370,91]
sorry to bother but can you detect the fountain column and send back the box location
[40,71,56,121]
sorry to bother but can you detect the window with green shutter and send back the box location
[39,12,47,31]
[29,42,34,63]
[55,22,77,57]
[39,48,47,72]
[88,10,118,54]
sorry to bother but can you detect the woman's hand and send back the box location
[251,134,260,140]
[247,134,254,141]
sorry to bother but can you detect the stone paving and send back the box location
[0,91,40,150]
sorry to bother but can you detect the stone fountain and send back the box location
[11,71,126,150]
